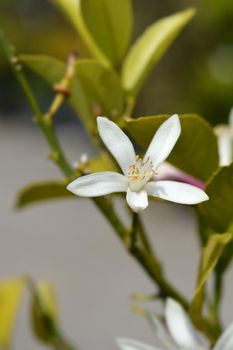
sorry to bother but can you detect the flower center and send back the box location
[128,155,154,192]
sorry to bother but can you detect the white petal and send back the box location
[165,299,202,349]
[147,312,179,350]
[116,338,160,350]
[143,114,181,169]
[97,116,136,175]
[217,132,232,166]
[126,189,148,212]
[67,172,128,197]
[213,323,233,350]
[145,181,209,205]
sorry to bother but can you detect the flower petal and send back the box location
[143,114,181,169]
[213,323,233,350]
[217,131,232,166]
[97,116,136,175]
[145,181,209,204]
[126,189,148,212]
[67,172,128,197]
[116,338,159,350]
[147,312,179,350]
[165,298,202,349]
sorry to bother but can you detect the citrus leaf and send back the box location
[198,163,233,232]
[122,8,195,96]
[50,0,133,66]
[0,278,25,349]
[50,0,110,66]
[30,281,59,343]
[75,59,125,118]
[15,180,74,209]
[189,233,231,329]
[125,114,218,181]
[78,0,133,66]
[15,154,118,209]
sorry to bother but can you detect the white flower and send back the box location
[116,298,233,350]
[214,108,233,166]
[67,115,209,213]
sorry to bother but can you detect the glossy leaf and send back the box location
[20,54,95,132]
[75,59,125,118]
[50,0,133,66]
[31,281,59,343]
[189,233,231,328]
[15,180,74,209]
[125,114,219,181]
[122,8,195,96]
[0,279,25,349]
[198,163,233,233]
[50,0,109,66]
[78,0,133,66]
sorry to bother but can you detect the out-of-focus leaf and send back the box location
[20,54,95,132]
[189,233,231,329]
[125,114,218,181]
[76,59,125,118]
[50,0,133,67]
[198,163,233,233]
[122,8,195,96]
[16,153,118,209]
[50,0,109,66]
[78,0,133,66]
[31,281,59,343]
[0,278,25,349]
[16,180,74,209]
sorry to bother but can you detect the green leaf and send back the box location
[75,59,125,118]
[20,54,95,132]
[0,278,25,349]
[50,0,110,67]
[20,55,125,129]
[16,180,74,209]
[122,8,195,96]
[125,114,219,181]
[198,163,233,232]
[189,233,231,329]
[78,0,133,66]
[50,0,133,66]
[15,154,118,209]
[30,281,59,343]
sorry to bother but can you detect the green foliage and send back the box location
[20,54,95,132]
[20,55,125,131]
[31,281,59,343]
[122,8,195,96]
[0,278,24,349]
[125,114,219,181]
[15,180,74,209]
[50,0,133,67]
[199,163,233,232]
[75,59,125,118]
[16,153,118,209]
[189,233,231,333]
[77,0,133,66]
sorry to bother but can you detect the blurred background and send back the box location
[1,1,233,350]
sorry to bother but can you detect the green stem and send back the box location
[137,216,154,256]
[0,32,73,178]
